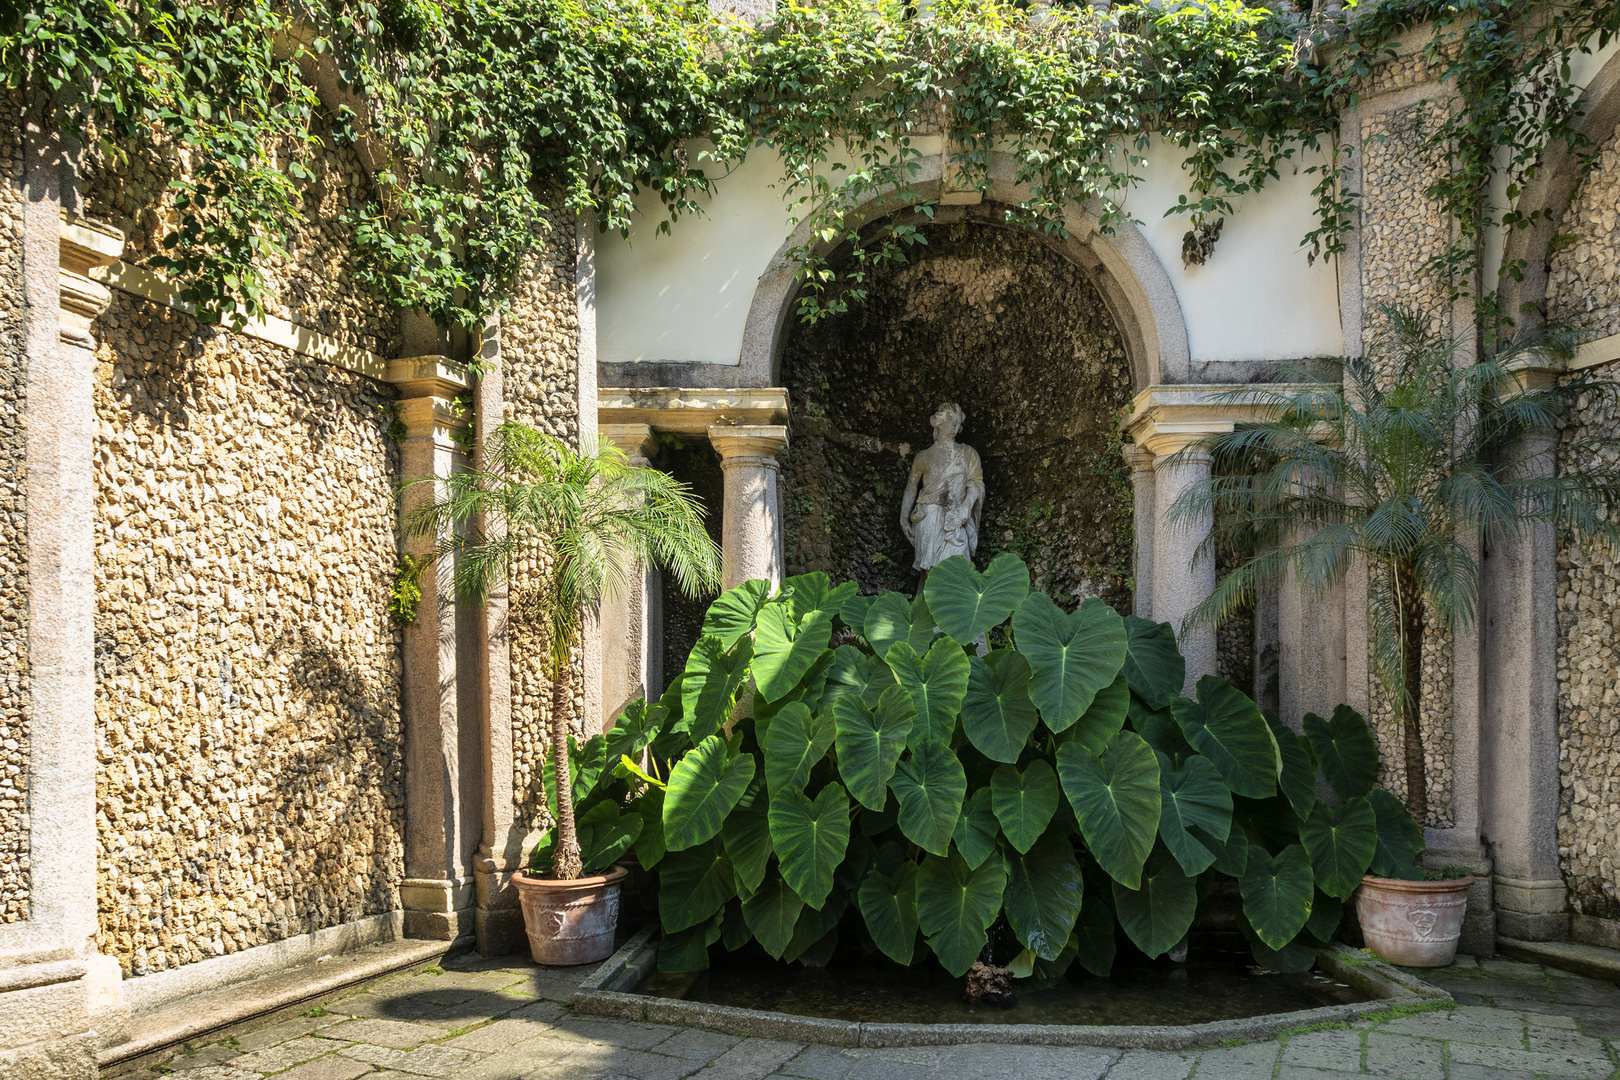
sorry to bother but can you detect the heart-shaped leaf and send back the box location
[660,841,737,932]
[722,900,752,951]
[1367,787,1426,879]
[1004,830,1083,960]
[1304,705,1380,801]
[886,637,970,748]
[753,605,835,703]
[784,889,848,963]
[768,782,851,909]
[952,787,999,870]
[605,699,665,775]
[742,873,804,959]
[1112,846,1198,958]
[1158,752,1233,877]
[680,636,754,743]
[658,915,722,972]
[916,848,1008,976]
[783,572,857,624]
[722,777,772,895]
[1265,711,1319,821]
[702,579,770,649]
[889,737,968,856]
[1068,672,1130,755]
[1073,893,1117,977]
[833,684,916,811]
[962,648,1039,762]
[840,593,876,636]
[1012,593,1128,732]
[1122,615,1186,710]
[1172,676,1279,799]
[865,592,936,659]
[991,760,1060,854]
[577,801,644,874]
[635,786,666,869]
[1130,694,1194,764]
[857,860,920,964]
[1237,909,1318,974]
[924,553,1031,643]
[1240,843,1315,949]
[1300,796,1376,899]
[755,650,837,730]
[1056,729,1161,889]
[664,736,756,852]
[545,734,608,820]
[821,644,896,711]
[1306,892,1343,943]
[1199,821,1249,877]
[761,701,836,795]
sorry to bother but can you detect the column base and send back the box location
[1571,914,1620,949]
[0,1033,96,1080]
[474,850,526,957]
[0,967,97,1080]
[1459,911,1498,958]
[1498,910,1570,941]
[402,877,476,941]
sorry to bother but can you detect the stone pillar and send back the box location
[1121,444,1156,620]
[1483,427,1566,941]
[1278,550,1347,727]
[600,424,663,726]
[709,426,788,592]
[386,356,476,942]
[1148,444,1216,693]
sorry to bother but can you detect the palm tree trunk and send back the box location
[1394,560,1428,824]
[550,662,584,880]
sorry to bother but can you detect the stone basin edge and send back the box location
[569,932,1451,1050]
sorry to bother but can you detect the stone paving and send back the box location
[145,953,1620,1080]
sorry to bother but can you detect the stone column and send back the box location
[386,356,476,942]
[600,424,663,725]
[1148,442,1217,693]
[709,426,788,592]
[1121,444,1156,620]
[1483,427,1566,941]
[1278,549,1347,726]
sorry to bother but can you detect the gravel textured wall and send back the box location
[655,436,724,691]
[496,215,582,832]
[778,216,1134,613]
[1547,124,1620,339]
[0,96,28,924]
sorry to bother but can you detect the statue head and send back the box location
[931,402,965,441]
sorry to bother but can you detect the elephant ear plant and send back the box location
[410,420,722,881]
[634,553,1426,983]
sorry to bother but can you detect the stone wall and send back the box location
[0,94,28,923]
[1547,123,1620,339]
[495,214,581,832]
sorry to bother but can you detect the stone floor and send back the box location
[145,953,1620,1080]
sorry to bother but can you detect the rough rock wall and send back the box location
[778,217,1134,613]
[1547,123,1620,339]
[496,212,581,831]
[656,437,724,690]
[0,95,28,923]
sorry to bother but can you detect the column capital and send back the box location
[1120,443,1157,472]
[59,215,123,347]
[600,386,789,436]
[601,422,658,465]
[1124,382,1330,459]
[709,424,788,467]
[386,355,470,447]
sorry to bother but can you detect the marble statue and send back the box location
[901,402,984,571]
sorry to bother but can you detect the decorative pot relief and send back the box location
[1405,909,1440,938]
[542,910,568,936]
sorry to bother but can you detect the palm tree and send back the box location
[1169,307,1620,820]
[410,420,722,880]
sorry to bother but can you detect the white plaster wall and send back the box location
[597,135,1344,368]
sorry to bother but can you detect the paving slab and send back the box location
[317,1016,447,1048]
[166,1044,245,1070]
[777,1044,858,1080]
[654,1028,745,1061]
[1282,1028,1364,1071]
[1362,1031,1444,1078]
[937,1043,1119,1079]
[228,1035,343,1074]
[1445,1039,1614,1078]
[1101,1049,1194,1079]
[269,1055,375,1080]
[1182,1042,1281,1079]
[167,1068,262,1080]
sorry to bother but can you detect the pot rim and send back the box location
[512,864,629,890]
[1359,872,1476,892]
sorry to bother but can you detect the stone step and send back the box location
[98,937,457,1076]
[1497,936,1620,983]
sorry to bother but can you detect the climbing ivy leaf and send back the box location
[923,552,1030,643]
[990,760,1060,855]
[663,736,756,852]
[889,737,968,856]
[1172,676,1279,799]
[767,782,851,909]
[916,848,1008,976]
[1304,705,1380,801]
[833,684,916,810]
[1122,615,1185,710]
[1003,830,1083,960]
[1012,592,1128,732]
[961,648,1039,762]
[886,636,970,748]
[1056,729,1161,889]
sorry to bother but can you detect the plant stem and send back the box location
[550,658,584,881]
[1394,559,1428,823]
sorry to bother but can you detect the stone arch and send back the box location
[1496,48,1620,336]
[735,152,1190,391]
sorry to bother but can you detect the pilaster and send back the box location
[600,424,663,727]
[1121,444,1156,621]
[709,425,789,592]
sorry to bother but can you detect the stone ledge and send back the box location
[98,938,454,1076]
[1497,935,1620,983]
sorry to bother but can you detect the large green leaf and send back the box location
[702,579,770,649]
[577,801,643,874]
[1240,843,1315,949]
[961,649,1039,762]
[1306,892,1344,944]
[1200,821,1249,877]
[768,782,851,908]
[680,636,754,743]
[1014,932,1080,991]
[857,860,919,965]
[1112,847,1198,958]
[1004,830,1083,960]
[1237,910,1318,974]
[1056,729,1161,889]
[1073,894,1117,977]
[660,841,737,933]
[1130,694,1194,764]
[1304,705,1380,801]
[783,572,857,625]
[840,593,876,637]
[916,849,1008,976]
[1122,615,1186,710]
[754,605,835,703]
[952,787,999,870]
[821,645,895,711]
[991,760,1060,854]
[1157,752,1233,877]
[722,778,772,895]
[923,553,1031,643]
[545,734,607,819]
[889,738,968,856]
[635,786,666,869]
[886,637,970,748]
[1171,676,1279,799]
[663,736,756,852]
[1068,672,1130,755]
[761,701,836,796]
[833,684,916,810]
[784,890,848,964]
[605,699,664,775]
[1300,796,1377,899]
[741,873,804,959]
[1012,593,1128,732]
[865,592,936,659]
[1367,787,1426,879]
[755,650,837,731]
[658,915,722,972]
[1265,711,1319,822]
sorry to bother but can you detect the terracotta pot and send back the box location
[512,864,628,966]
[1354,873,1476,967]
